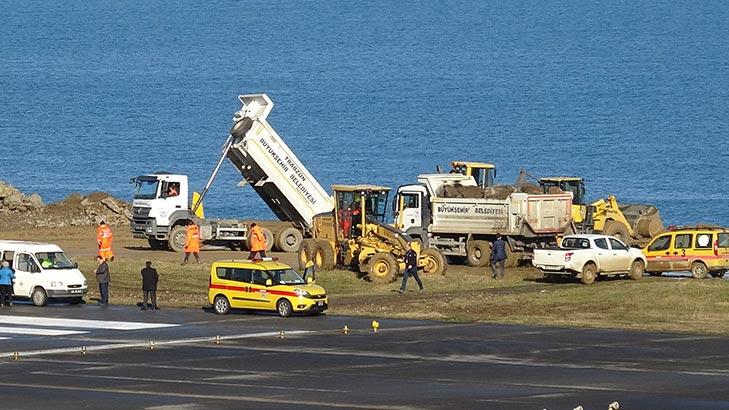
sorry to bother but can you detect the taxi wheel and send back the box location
[277,299,293,317]
[213,295,230,315]
[32,287,48,306]
[691,261,708,279]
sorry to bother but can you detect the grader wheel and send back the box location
[367,253,398,284]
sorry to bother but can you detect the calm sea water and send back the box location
[1,1,728,226]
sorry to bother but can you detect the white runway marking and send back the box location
[0,315,178,330]
[0,326,87,336]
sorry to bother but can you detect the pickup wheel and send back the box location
[629,260,644,280]
[691,261,708,279]
[581,263,597,285]
[367,253,398,284]
[466,240,491,267]
[602,221,632,246]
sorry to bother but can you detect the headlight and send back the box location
[294,289,310,297]
[50,281,65,288]
[83,279,87,287]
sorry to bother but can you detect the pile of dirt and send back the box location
[439,183,559,200]
[0,181,132,229]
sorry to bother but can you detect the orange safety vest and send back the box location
[249,226,266,252]
[96,224,114,260]
[185,224,201,253]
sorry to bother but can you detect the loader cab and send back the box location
[539,177,586,223]
[332,185,390,240]
[449,161,496,190]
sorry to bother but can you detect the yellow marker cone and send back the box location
[371,320,380,333]
[214,335,221,344]
[279,331,285,339]
[342,326,349,334]
[81,346,87,355]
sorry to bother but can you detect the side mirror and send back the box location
[265,279,272,287]
[32,265,41,273]
[306,276,313,284]
[73,261,79,268]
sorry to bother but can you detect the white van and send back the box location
[0,240,88,306]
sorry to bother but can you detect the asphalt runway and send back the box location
[1,303,728,409]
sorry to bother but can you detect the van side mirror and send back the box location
[32,265,41,273]
[265,279,272,287]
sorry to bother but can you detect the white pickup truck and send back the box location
[532,234,647,284]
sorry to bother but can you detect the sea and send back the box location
[1,0,728,226]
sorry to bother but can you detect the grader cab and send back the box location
[298,185,446,283]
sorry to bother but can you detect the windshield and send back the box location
[561,237,591,249]
[134,179,159,200]
[269,269,305,285]
[35,252,75,269]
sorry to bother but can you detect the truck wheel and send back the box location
[691,261,708,279]
[602,221,632,246]
[367,253,398,284]
[275,227,303,253]
[581,263,597,285]
[32,287,48,306]
[421,248,447,276]
[629,260,644,280]
[147,238,168,250]
[466,240,491,267]
[168,224,187,253]
[298,239,318,269]
[504,246,520,268]
[314,240,335,270]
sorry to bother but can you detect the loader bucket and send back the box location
[619,204,664,239]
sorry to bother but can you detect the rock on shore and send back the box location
[0,180,132,229]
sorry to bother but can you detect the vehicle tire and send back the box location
[298,239,318,270]
[168,224,187,253]
[246,227,274,252]
[421,248,447,276]
[367,253,399,284]
[32,287,48,306]
[447,255,467,265]
[314,240,335,270]
[581,263,597,285]
[274,227,303,253]
[711,270,726,279]
[68,297,83,305]
[504,245,520,268]
[466,240,491,267]
[213,295,230,315]
[276,299,293,317]
[147,238,168,250]
[629,259,644,281]
[648,272,663,277]
[691,261,708,279]
[602,221,632,246]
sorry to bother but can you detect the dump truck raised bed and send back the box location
[395,173,574,267]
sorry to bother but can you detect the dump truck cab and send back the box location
[449,161,496,189]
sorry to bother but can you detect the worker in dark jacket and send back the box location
[398,242,424,294]
[140,261,159,310]
[491,234,507,279]
[94,255,110,305]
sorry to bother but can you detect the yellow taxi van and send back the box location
[642,226,729,279]
[208,258,327,317]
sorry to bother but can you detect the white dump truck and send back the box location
[131,94,334,252]
[394,173,574,267]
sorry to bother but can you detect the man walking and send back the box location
[491,234,507,279]
[398,243,424,294]
[0,261,15,307]
[183,221,200,264]
[97,221,114,262]
[94,255,110,305]
[140,261,159,310]
[247,223,267,259]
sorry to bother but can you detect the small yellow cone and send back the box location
[214,335,221,344]
[372,320,380,333]
[279,331,285,339]
[342,325,349,334]
[81,346,87,355]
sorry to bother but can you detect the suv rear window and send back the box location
[719,233,729,247]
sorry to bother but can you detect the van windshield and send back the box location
[35,252,75,269]
[269,269,305,285]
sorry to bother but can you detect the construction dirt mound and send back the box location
[0,181,132,230]
[439,183,555,200]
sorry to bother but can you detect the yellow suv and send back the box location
[642,226,729,278]
[208,258,327,317]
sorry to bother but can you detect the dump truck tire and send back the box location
[314,240,335,270]
[367,253,398,284]
[602,220,631,245]
[298,239,318,270]
[691,261,708,279]
[466,240,491,267]
[246,227,274,252]
[421,248,447,276]
[168,224,187,253]
[581,263,597,285]
[275,227,303,253]
[504,245,520,268]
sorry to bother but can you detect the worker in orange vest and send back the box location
[247,223,266,259]
[96,221,114,261]
[183,221,201,264]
